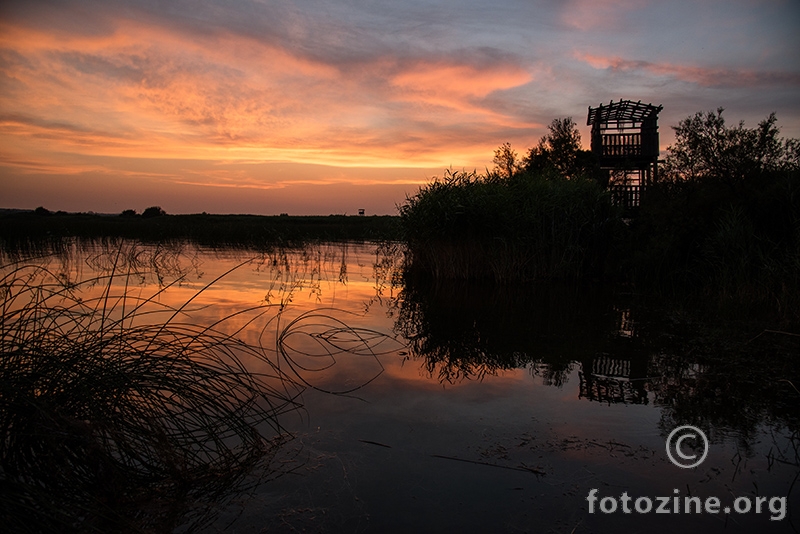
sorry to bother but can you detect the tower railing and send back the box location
[609,184,641,210]
[601,133,642,157]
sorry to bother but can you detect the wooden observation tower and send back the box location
[587,100,663,211]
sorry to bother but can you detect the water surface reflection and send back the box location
[1,240,797,533]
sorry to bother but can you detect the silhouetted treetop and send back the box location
[142,206,166,218]
[492,142,520,178]
[662,109,800,185]
[522,117,599,181]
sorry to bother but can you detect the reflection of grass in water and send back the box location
[648,322,800,447]
[0,256,305,532]
[0,241,409,532]
[277,308,405,396]
[394,276,617,384]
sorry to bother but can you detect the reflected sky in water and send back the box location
[4,241,798,533]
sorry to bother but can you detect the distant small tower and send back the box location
[587,100,663,210]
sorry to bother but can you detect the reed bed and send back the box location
[0,254,304,532]
[399,169,620,282]
[399,165,799,322]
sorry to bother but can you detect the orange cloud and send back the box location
[391,61,531,104]
[0,10,536,173]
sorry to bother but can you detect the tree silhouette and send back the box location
[523,117,599,180]
[142,206,166,218]
[662,109,800,185]
[492,142,520,178]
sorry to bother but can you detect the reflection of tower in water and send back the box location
[578,307,649,404]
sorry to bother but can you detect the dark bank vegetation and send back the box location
[0,211,401,254]
[398,117,621,283]
[629,109,800,318]
[399,110,800,323]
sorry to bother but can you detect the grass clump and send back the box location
[0,255,303,533]
[399,168,620,282]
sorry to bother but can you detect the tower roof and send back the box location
[587,100,663,126]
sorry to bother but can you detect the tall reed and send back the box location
[399,169,620,282]
[0,252,303,532]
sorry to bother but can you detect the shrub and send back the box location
[142,206,166,218]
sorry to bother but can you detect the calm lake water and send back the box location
[2,240,798,533]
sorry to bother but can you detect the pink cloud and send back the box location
[391,61,531,100]
[576,52,800,88]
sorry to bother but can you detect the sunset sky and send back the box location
[2,0,799,215]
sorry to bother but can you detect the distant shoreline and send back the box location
[0,210,402,250]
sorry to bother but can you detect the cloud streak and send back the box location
[577,52,800,89]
